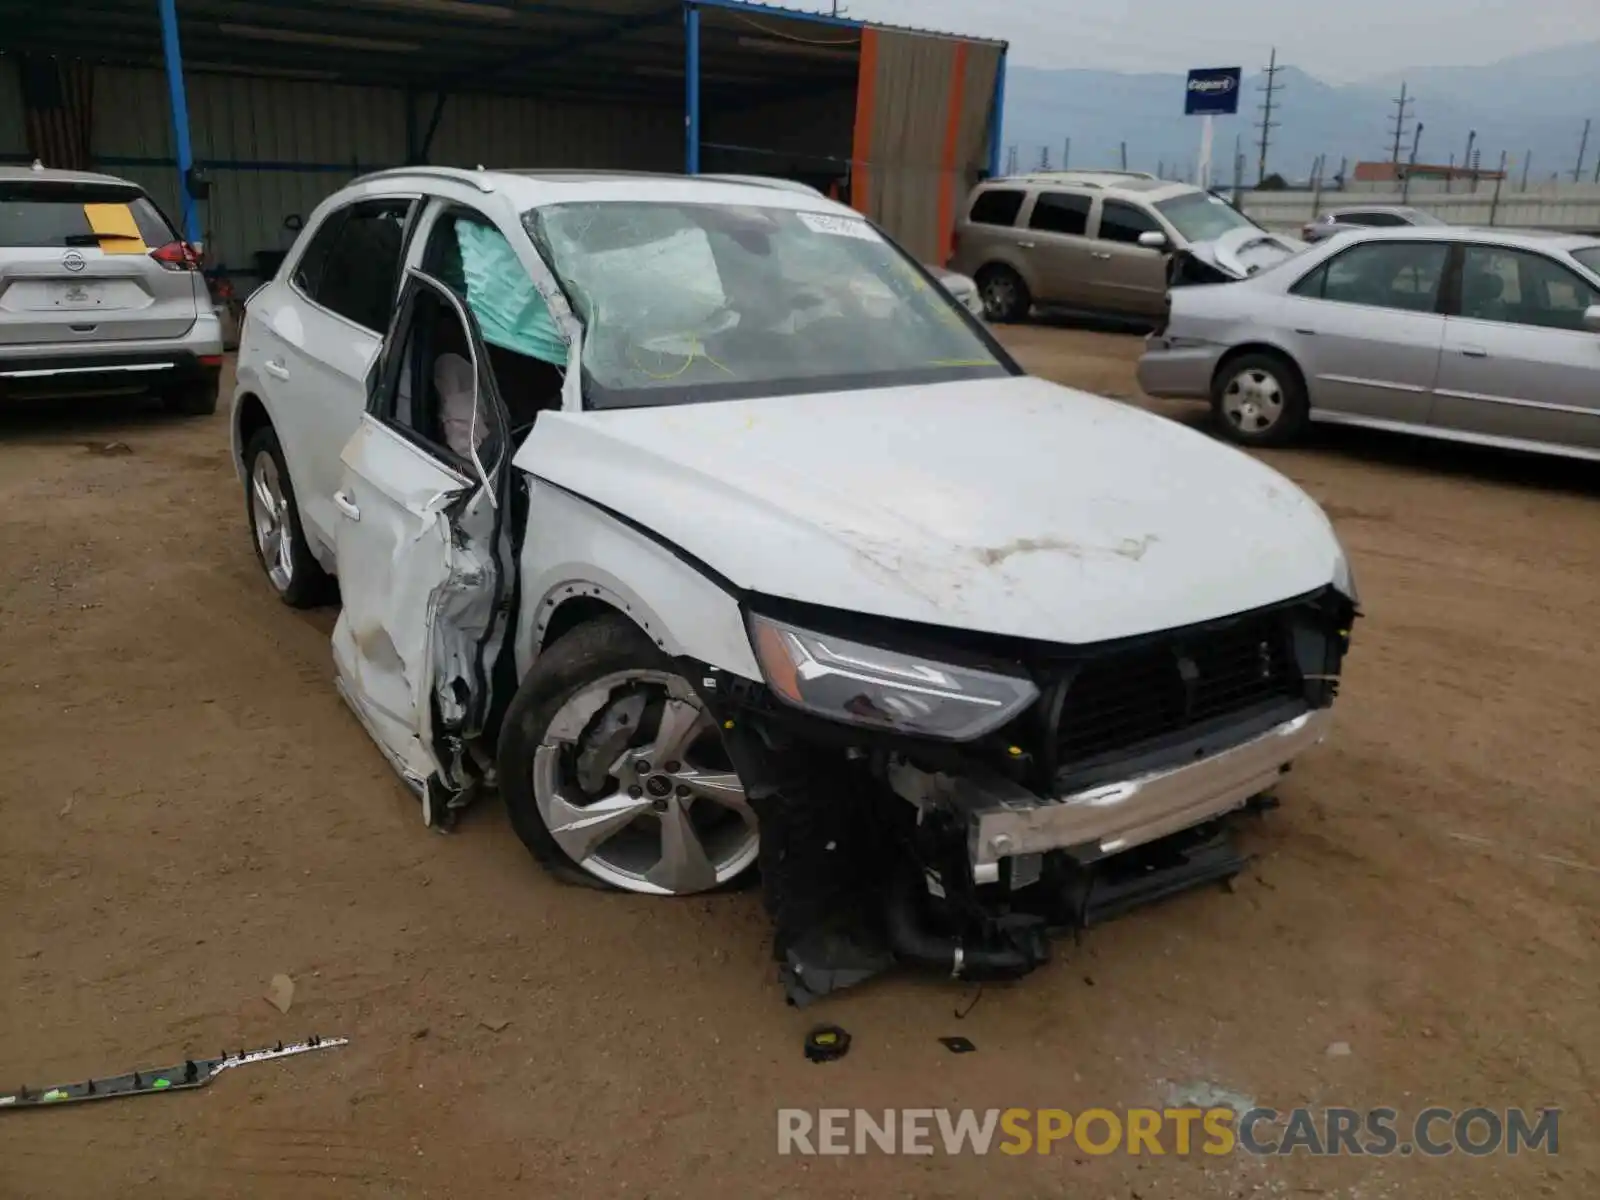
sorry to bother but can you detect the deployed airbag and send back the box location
[454,221,566,366]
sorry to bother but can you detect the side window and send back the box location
[307,200,414,332]
[382,284,502,473]
[967,188,1025,227]
[1028,191,1091,236]
[1097,199,1161,245]
[1459,245,1600,331]
[1301,241,1448,312]
[419,209,567,431]
[291,210,346,300]
[1290,262,1329,299]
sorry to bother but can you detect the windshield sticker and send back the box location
[797,212,881,242]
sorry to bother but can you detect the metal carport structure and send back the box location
[0,0,1006,276]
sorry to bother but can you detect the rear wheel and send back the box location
[243,425,333,608]
[977,265,1031,323]
[499,614,758,895]
[1211,352,1308,448]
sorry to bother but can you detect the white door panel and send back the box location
[333,416,471,783]
[274,298,382,555]
[331,269,516,811]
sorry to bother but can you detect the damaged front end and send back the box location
[694,588,1355,1006]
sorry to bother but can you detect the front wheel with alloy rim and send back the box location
[499,614,758,896]
[976,265,1031,323]
[242,425,334,608]
[1211,352,1308,448]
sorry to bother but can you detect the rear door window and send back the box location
[297,199,414,332]
[1028,192,1091,236]
[0,183,177,249]
[1097,199,1162,244]
[967,189,1025,227]
[1291,240,1449,312]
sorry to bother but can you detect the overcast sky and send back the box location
[787,0,1600,81]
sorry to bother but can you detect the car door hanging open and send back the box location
[0,1036,348,1110]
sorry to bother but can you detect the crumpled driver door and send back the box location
[331,268,516,823]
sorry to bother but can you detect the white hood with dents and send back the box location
[515,376,1343,646]
[1188,226,1306,279]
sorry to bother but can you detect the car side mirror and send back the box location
[1583,304,1600,333]
[1138,231,1168,251]
[284,214,304,233]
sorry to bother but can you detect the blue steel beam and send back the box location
[988,47,1007,178]
[685,2,701,173]
[157,0,199,242]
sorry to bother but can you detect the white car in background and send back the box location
[231,167,1356,1003]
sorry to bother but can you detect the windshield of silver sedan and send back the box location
[523,201,1009,408]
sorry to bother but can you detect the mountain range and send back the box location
[1001,41,1600,187]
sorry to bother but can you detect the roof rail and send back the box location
[351,165,496,193]
[698,173,826,196]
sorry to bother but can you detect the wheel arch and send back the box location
[232,390,273,476]
[516,482,762,686]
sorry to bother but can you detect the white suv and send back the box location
[232,167,1356,1003]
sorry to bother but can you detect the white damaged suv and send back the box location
[232,168,1356,1002]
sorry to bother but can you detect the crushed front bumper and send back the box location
[892,708,1331,882]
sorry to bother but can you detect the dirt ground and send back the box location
[2,328,1596,1199]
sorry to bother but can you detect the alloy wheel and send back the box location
[531,670,757,895]
[250,451,295,592]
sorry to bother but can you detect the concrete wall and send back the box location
[1241,184,1600,235]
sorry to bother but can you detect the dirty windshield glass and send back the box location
[1153,191,1258,243]
[524,202,1006,407]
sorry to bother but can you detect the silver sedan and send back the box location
[1137,226,1600,461]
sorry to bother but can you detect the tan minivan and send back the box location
[949,170,1302,323]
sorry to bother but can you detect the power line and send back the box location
[1255,46,1283,185]
[1389,81,1414,165]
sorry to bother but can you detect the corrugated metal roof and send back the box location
[714,0,1007,47]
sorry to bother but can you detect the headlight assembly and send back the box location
[747,614,1038,741]
[1332,545,1359,606]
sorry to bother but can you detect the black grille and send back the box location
[1053,611,1298,764]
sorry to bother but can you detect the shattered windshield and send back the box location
[1154,191,1258,243]
[523,201,1007,408]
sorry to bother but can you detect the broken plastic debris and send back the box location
[266,973,295,1014]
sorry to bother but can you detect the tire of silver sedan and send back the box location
[498,614,758,896]
[242,426,334,608]
[1210,351,1309,448]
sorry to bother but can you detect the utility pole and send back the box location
[1520,150,1531,190]
[1256,46,1283,185]
[1575,118,1591,183]
[1119,141,1127,171]
[1489,149,1507,225]
[1037,144,1051,171]
[1232,134,1244,204]
[1005,144,1018,175]
[1402,122,1423,203]
[1389,80,1413,165]
[1157,159,1165,180]
[1462,129,1476,185]
[1062,138,1070,170]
